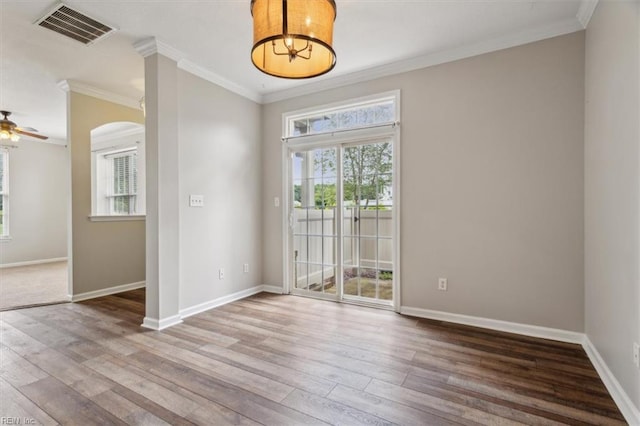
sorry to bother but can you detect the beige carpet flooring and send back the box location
[0,261,69,310]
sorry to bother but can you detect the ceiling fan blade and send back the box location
[15,128,49,140]
[17,126,39,132]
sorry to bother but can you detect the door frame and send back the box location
[281,126,401,312]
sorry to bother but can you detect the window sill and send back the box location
[0,236,12,242]
[89,215,146,222]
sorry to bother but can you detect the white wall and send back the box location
[0,140,68,265]
[262,32,586,332]
[585,0,640,414]
[177,70,262,310]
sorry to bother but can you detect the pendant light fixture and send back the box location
[251,0,337,79]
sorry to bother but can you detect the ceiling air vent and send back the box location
[35,3,116,45]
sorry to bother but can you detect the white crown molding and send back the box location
[57,79,141,110]
[91,126,144,144]
[133,37,262,103]
[130,13,587,106]
[133,37,185,62]
[178,59,262,104]
[262,17,584,104]
[45,138,67,146]
[2,137,66,147]
[583,337,640,425]
[577,0,599,28]
[57,80,70,92]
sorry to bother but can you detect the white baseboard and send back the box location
[582,337,640,425]
[261,284,284,294]
[399,306,584,344]
[179,285,266,319]
[400,305,639,424]
[0,257,68,269]
[71,281,146,302]
[141,315,183,331]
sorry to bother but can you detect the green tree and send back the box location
[343,143,392,209]
[311,142,392,210]
[315,183,336,208]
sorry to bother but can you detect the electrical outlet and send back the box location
[218,268,224,280]
[438,278,448,291]
[189,194,204,207]
[633,342,639,368]
[243,263,249,273]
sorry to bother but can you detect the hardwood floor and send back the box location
[0,289,626,425]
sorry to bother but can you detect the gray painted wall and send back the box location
[262,32,586,331]
[177,70,262,310]
[0,140,68,265]
[585,0,640,411]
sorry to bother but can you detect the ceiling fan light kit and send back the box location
[251,0,336,79]
[0,111,48,142]
[0,111,20,142]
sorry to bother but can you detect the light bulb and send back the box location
[285,37,293,48]
[10,133,20,142]
[0,130,10,140]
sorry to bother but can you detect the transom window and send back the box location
[286,94,397,138]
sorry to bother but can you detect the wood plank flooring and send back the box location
[0,289,626,425]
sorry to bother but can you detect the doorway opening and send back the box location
[0,140,69,310]
[283,91,400,310]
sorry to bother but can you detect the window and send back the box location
[0,149,8,238]
[90,122,145,218]
[107,149,138,215]
[286,95,396,138]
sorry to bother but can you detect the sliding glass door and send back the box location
[289,139,395,307]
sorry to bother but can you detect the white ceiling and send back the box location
[0,0,591,141]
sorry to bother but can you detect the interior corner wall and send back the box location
[69,91,145,295]
[585,0,640,411]
[262,31,586,331]
[177,70,262,310]
[0,140,68,265]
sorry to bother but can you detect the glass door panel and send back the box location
[292,148,338,296]
[342,141,393,304]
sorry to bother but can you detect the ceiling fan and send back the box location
[0,110,49,142]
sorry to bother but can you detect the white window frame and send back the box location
[90,123,145,222]
[105,148,138,216]
[281,90,402,312]
[0,148,9,239]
